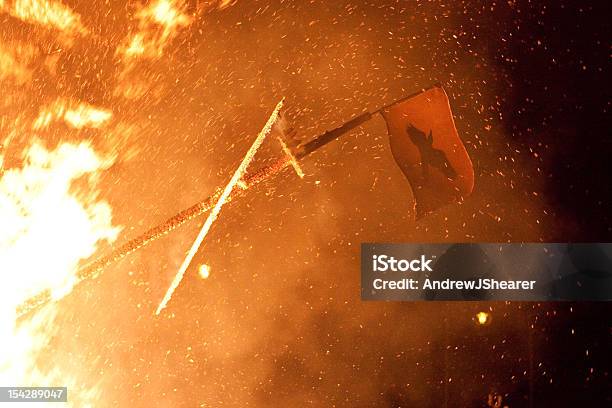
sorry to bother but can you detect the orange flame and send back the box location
[33,99,113,130]
[0,0,241,401]
[117,0,191,61]
[198,264,210,279]
[0,141,120,403]
[114,0,192,100]
[2,0,88,36]
[0,41,37,85]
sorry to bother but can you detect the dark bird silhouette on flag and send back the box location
[382,86,474,217]
[405,123,457,180]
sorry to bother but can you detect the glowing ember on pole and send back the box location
[154,98,285,315]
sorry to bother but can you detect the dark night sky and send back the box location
[490,0,611,239]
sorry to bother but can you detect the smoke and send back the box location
[1,0,609,406]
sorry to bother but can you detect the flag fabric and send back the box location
[381,86,474,217]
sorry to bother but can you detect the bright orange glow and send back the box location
[475,311,492,325]
[117,0,191,61]
[152,0,186,26]
[33,99,113,130]
[113,0,192,100]
[218,0,235,10]
[4,0,88,36]
[0,41,37,84]
[198,264,210,279]
[0,141,120,402]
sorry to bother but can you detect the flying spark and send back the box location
[198,264,210,279]
[475,311,492,325]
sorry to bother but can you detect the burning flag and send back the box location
[0,141,120,404]
[381,86,474,217]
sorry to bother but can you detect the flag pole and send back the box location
[299,85,440,157]
[298,112,373,157]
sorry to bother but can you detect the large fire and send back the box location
[0,141,119,405]
[0,0,240,403]
[0,0,233,403]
